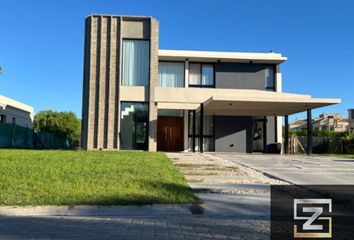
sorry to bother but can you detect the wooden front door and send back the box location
[157,117,184,152]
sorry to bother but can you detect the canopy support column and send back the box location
[199,103,204,153]
[307,109,313,156]
[192,110,196,153]
[284,115,289,154]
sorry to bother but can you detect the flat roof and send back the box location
[159,50,287,64]
[0,95,34,113]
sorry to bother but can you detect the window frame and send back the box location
[158,60,185,88]
[187,111,215,151]
[188,62,215,88]
[121,38,151,87]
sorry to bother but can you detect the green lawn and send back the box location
[0,150,199,206]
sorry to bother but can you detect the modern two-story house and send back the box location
[81,14,340,154]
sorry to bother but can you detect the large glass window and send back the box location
[122,40,150,86]
[158,62,184,87]
[188,111,214,151]
[202,65,214,85]
[120,102,149,150]
[189,63,214,87]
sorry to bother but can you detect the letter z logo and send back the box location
[294,199,332,238]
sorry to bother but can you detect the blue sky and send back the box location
[0,0,353,121]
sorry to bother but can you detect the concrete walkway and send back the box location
[166,152,287,217]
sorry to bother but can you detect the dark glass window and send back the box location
[120,102,149,150]
[265,66,275,90]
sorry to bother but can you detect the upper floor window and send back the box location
[122,40,150,86]
[265,67,275,90]
[189,63,214,87]
[158,62,184,88]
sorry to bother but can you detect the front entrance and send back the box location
[252,118,266,152]
[157,116,184,152]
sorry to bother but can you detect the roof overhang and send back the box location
[155,88,341,116]
[0,95,34,114]
[203,97,340,116]
[158,50,287,64]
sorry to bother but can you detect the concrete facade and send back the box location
[0,95,34,128]
[82,14,340,152]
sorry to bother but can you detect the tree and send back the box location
[0,66,3,74]
[33,111,81,147]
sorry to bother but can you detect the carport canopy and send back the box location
[203,94,341,116]
[155,88,341,155]
[155,88,341,116]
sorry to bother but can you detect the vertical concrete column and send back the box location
[284,115,289,154]
[307,109,313,156]
[199,104,204,153]
[106,16,120,150]
[81,17,92,150]
[86,16,99,150]
[192,110,196,152]
[184,59,189,88]
[184,110,189,151]
[183,59,190,151]
[116,17,123,150]
[96,16,108,149]
[148,18,159,152]
[275,65,283,145]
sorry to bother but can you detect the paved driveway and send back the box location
[214,153,354,185]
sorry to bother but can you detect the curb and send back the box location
[0,204,194,217]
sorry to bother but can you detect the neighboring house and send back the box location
[81,14,340,153]
[349,109,354,133]
[289,119,307,130]
[290,113,349,132]
[313,114,349,132]
[0,95,34,128]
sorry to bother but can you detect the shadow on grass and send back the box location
[10,180,200,206]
